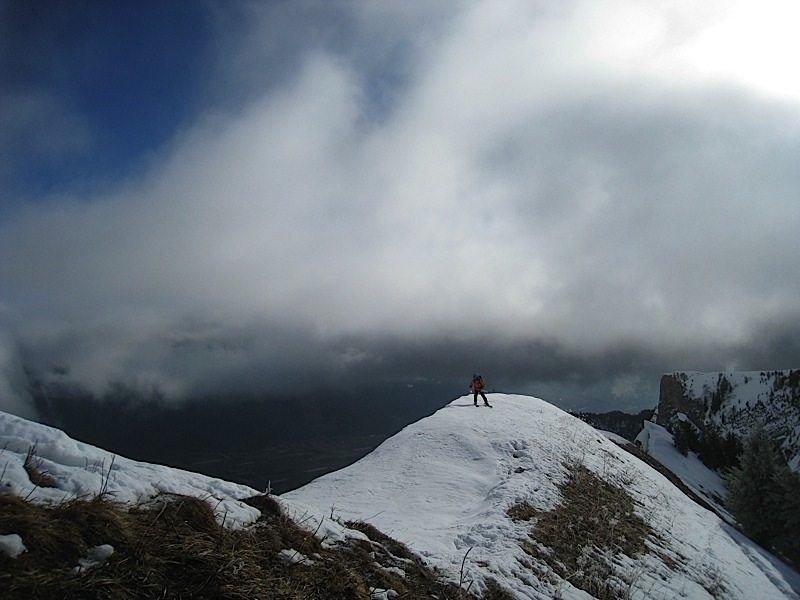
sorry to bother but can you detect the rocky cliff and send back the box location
[656,370,800,471]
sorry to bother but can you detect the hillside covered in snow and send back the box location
[284,394,800,599]
[657,370,800,471]
[2,395,799,599]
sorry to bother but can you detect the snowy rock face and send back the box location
[657,370,800,471]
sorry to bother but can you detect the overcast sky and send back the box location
[2,0,800,419]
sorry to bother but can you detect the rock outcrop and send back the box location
[655,370,800,471]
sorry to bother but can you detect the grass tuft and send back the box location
[505,500,538,522]
[23,445,59,489]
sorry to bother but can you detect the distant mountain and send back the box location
[576,408,654,441]
[656,370,800,471]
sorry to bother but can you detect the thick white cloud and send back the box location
[2,0,800,415]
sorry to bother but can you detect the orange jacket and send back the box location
[470,376,485,390]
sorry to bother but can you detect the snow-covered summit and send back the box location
[285,394,800,599]
[2,395,799,599]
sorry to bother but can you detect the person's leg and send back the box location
[473,390,478,405]
[481,391,489,405]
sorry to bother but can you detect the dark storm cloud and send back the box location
[2,0,800,417]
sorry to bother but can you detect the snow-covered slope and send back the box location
[285,394,800,599]
[0,409,262,528]
[0,408,378,574]
[658,370,800,470]
[2,396,799,599]
[636,420,730,518]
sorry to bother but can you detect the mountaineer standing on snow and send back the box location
[470,373,491,407]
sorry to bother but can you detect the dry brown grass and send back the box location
[505,500,538,522]
[0,491,510,599]
[23,445,59,490]
[508,463,653,600]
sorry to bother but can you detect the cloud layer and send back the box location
[3,0,800,415]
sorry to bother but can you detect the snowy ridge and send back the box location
[2,397,799,599]
[285,394,800,599]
